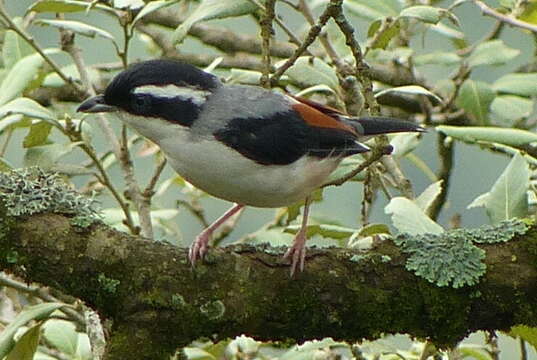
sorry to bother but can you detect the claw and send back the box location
[188,230,211,265]
[187,203,244,266]
[284,233,307,276]
[283,196,312,277]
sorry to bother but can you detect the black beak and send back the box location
[77,95,117,113]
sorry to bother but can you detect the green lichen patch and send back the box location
[394,219,528,288]
[469,219,528,244]
[0,167,100,227]
[200,300,226,320]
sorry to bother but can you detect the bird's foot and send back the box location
[188,230,212,265]
[283,231,307,277]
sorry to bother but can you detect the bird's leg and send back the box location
[189,203,244,265]
[284,196,312,276]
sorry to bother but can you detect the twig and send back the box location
[0,273,85,327]
[382,157,414,198]
[177,199,209,228]
[246,0,310,53]
[259,0,276,88]
[520,338,528,360]
[428,133,454,220]
[270,2,334,86]
[474,0,537,33]
[330,0,379,115]
[322,145,393,187]
[297,0,339,61]
[60,27,138,234]
[143,12,300,58]
[143,158,167,198]
[119,124,153,238]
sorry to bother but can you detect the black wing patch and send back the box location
[213,110,368,166]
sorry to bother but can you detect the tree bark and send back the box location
[1,211,536,359]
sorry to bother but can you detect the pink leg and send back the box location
[189,203,244,265]
[284,197,312,276]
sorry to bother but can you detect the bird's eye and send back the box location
[131,94,152,114]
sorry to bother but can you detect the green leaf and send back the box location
[242,228,292,247]
[0,49,60,106]
[227,69,262,85]
[385,197,444,235]
[414,51,461,66]
[519,2,537,24]
[114,0,144,9]
[344,0,401,21]
[389,133,421,158]
[281,338,348,360]
[23,121,52,148]
[34,19,115,41]
[0,97,57,124]
[490,95,533,123]
[457,347,493,360]
[275,56,338,90]
[356,223,390,237]
[43,64,101,88]
[0,303,66,359]
[468,192,490,210]
[6,324,42,360]
[467,40,520,67]
[493,73,537,97]
[416,180,443,213]
[27,0,114,13]
[431,22,465,42]
[436,125,537,147]
[2,27,34,69]
[455,80,495,125]
[510,325,537,350]
[183,347,216,360]
[499,0,517,8]
[367,19,401,50]
[399,5,448,24]
[375,85,443,104]
[24,143,79,169]
[284,223,356,239]
[484,152,529,224]
[0,157,13,171]
[294,84,335,97]
[173,0,258,44]
[132,0,180,26]
[42,320,79,356]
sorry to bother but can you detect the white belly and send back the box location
[161,137,340,208]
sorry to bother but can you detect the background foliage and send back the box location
[1,0,537,359]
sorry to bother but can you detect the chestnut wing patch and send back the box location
[213,109,369,166]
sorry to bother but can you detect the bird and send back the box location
[77,59,424,275]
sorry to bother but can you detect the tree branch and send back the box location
[1,209,536,359]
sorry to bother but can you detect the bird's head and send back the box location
[77,59,221,127]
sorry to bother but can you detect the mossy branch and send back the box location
[0,206,536,359]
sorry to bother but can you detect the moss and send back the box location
[171,294,187,309]
[98,273,121,294]
[395,219,528,288]
[0,167,100,227]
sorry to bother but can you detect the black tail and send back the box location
[344,116,425,136]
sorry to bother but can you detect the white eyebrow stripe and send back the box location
[133,85,211,105]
